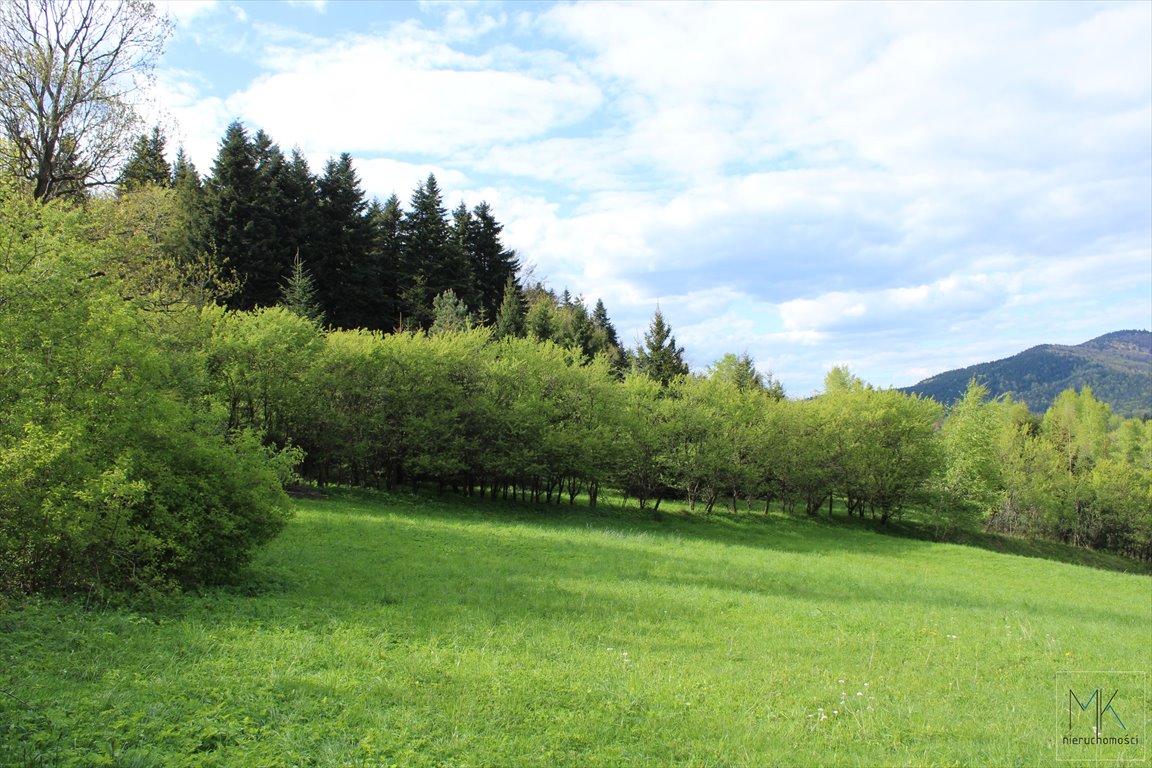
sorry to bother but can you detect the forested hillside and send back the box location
[902,330,1152,418]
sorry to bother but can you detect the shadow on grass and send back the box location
[297,485,1150,576]
[871,515,1151,576]
[233,488,1139,637]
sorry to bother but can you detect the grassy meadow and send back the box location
[2,490,1149,767]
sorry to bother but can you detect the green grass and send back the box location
[2,490,1149,767]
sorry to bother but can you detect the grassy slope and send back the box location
[2,492,1149,767]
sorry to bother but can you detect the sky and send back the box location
[150,0,1152,396]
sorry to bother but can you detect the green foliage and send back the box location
[633,307,688,387]
[936,380,1011,534]
[279,251,325,324]
[118,125,171,193]
[0,180,298,595]
[708,351,785,399]
[429,288,474,335]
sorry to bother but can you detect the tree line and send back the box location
[1,0,1148,600]
[121,123,525,333]
[214,305,1151,560]
[3,160,1149,601]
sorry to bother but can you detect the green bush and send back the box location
[0,181,298,595]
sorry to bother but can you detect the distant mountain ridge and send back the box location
[901,330,1152,418]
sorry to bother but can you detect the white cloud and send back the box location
[222,31,601,158]
[152,1,1151,397]
[157,0,219,26]
[286,0,328,13]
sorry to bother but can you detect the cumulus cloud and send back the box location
[154,1,1151,396]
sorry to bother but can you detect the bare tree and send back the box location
[0,0,171,201]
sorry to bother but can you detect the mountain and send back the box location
[901,330,1152,418]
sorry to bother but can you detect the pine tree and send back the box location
[401,174,469,328]
[312,153,373,329]
[634,307,689,387]
[369,193,405,330]
[170,146,207,265]
[204,121,259,309]
[468,201,519,323]
[591,298,620,350]
[280,251,324,324]
[119,125,171,192]
[429,289,474,334]
[492,277,526,339]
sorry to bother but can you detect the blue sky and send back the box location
[152,0,1151,396]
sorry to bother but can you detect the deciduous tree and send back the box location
[0,0,172,200]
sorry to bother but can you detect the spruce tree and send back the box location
[119,125,171,192]
[248,130,294,306]
[401,174,466,328]
[492,277,526,339]
[591,298,620,350]
[204,121,259,309]
[276,149,319,282]
[634,307,689,387]
[315,153,373,329]
[170,146,207,265]
[204,123,304,310]
[468,201,520,323]
[429,288,474,334]
[369,193,405,330]
[450,201,482,313]
[280,251,325,325]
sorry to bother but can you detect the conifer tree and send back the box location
[276,148,319,279]
[119,125,171,192]
[280,251,324,325]
[429,288,474,334]
[591,298,620,350]
[467,201,519,322]
[369,193,405,330]
[450,201,482,312]
[493,277,526,339]
[401,174,468,328]
[204,121,260,309]
[169,146,207,265]
[315,152,373,329]
[634,307,689,387]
